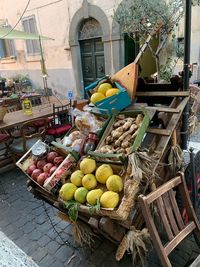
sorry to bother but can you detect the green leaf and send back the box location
[88,198,101,215]
[64,200,80,221]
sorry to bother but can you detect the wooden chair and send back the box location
[9,117,48,161]
[6,98,21,113]
[0,130,12,157]
[45,103,72,138]
[138,172,200,267]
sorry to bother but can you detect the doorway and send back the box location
[124,34,136,66]
[80,37,105,87]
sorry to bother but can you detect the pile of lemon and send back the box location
[90,82,120,104]
[59,158,123,209]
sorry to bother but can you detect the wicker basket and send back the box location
[59,158,140,221]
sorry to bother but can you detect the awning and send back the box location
[0,27,54,40]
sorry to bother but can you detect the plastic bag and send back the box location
[69,108,105,135]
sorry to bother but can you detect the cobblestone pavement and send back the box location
[0,167,199,267]
[1,124,200,267]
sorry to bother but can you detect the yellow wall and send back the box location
[140,37,159,79]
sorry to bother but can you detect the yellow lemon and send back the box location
[86,189,104,205]
[95,164,113,184]
[59,183,77,201]
[74,187,88,204]
[105,88,120,98]
[100,191,119,208]
[80,158,96,174]
[106,175,123,192]
[91,92,105,104]
[70,170,84,186]
[82,174,97,190]
[97,83,112,95]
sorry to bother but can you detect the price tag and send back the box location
[67,90,74,100]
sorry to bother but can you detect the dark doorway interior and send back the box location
[124,34,135,66]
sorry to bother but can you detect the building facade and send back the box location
[0,0,199,99]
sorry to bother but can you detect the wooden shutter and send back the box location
[22,16,40,55]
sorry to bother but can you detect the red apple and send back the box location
[49,166,57,175]
[26,164,37,176]
[43,163,54,173]
[36,159,47,170]
[47,151,59,163]
[31,169,42,181]
[37,172,49,185]
[54,156,64,166]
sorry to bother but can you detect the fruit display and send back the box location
[19,141,76,191]
[90,82,120,104]
[96,113,144,155]
[59,157,123,209]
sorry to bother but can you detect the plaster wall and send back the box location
[0,0,123,98]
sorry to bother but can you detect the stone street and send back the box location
[0,164,199,267]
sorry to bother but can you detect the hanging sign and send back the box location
[67,90,74,100]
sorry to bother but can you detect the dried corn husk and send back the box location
[116,227,150,267]
[128,150,161,183]
[168,144,183,176]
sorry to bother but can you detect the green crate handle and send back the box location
[88,150,127,164]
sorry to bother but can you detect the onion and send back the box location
[31,169,42,181]
[43,163,54,173]
[36,159,47,170]
[54,156,64,166]
[49,166,57,176]
[26,164,37,176]
[47,151,59,163]
[37,172,49,185]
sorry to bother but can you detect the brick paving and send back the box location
[0,168,199,267]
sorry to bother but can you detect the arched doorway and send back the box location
[79,18,105,87]
[69,1,111,98]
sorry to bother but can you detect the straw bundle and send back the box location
[116,227,150,266]
[58,211,96,247]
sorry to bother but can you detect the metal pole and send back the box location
[39,36,50,105]
[181,0,192,149]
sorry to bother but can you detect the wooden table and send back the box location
[0,97,88,131]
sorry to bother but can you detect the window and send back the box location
[0,26,16,58]
[22,16,40,56]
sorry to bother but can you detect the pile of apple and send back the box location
[26,151,65,186]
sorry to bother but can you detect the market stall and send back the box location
[15,65,191,264]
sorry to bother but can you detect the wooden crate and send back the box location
[59,157,140,221]
[16,140,77,195]
[92,109,150,163]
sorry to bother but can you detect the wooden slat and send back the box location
[164,222,195,255]
[168,189,185,230]
[156,97,189,155]
[138,195,172,267]
[146,106,180,113]
[156,198,174,241]
[163,193,179,236]
[144,176,181,205]
[147,128,171,136]
[136,91,190,97]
